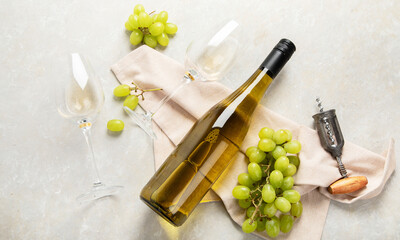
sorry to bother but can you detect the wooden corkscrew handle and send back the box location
[328,176,368,194]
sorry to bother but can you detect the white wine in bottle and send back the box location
[140,39,296,226]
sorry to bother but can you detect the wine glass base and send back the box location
[124,106,156,139]
[76,182,123,203]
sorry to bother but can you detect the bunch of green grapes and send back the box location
[107,83,161,132]
[232,127,303,238]
[113,84,140,110]
[125,4,178,48]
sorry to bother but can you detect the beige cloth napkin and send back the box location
[111,45,396,240]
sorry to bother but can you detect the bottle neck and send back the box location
[242,67,273,103]
[213,67,273,129]
[226,67,273,107]
[226,38,294,107]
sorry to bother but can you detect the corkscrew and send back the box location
[313,98,368,194]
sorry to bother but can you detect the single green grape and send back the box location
[263,202,278,218]
[265,216,280,238]
[133,4,145,15]
[125,21,134,31]
[245,146,258,158]
[283,129,292,141]
[284,140,302,154]
[238,199,252,209]
[149,22,165,36]
[274,156,289,172]
[256,218,266,232]
[165,22,178,34]
[258,138,276,152]
[262,184,276,203]
[246,206,256,218]
[156,11,168,23]
[280,214,294,233]
[258,127,274,139]
[274,197,291,213]
[269,170,283,188]
[271,146,286,159]
[157,33,169,47]
[123,95,139,110]
[238,173,255,188]
[232,185,250,199]
[144,35,157,48]
[283,190,301,203]
[248,162,262,181]
[249,148,266,163]
[138,12,152,27]
[107,119,125,132]
[291,201,303,218]
[281,176,294,191]
[129,29,144,45]
[128,14,140,29]
[242,218,257,233]
[288,155,300,168]
[273,129,288,145]
[283,163,297,177]
[113,84,131,97]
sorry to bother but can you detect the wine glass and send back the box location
[124,19,241,138]
[57,53,123,203]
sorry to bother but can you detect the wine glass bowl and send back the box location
[185,20,240,82]
[125,20,241,138]
[57,54,104,122]
[57,53,122,203]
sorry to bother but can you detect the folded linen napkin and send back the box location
[111,45,395,239]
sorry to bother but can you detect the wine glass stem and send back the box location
[151,75,192,117]
[80,123,102,185]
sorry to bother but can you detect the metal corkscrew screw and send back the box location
[313,97,368,194]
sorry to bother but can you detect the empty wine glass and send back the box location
[57,53,123,203]
[124,19,241,138]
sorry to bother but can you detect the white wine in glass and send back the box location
[57,53,123,203]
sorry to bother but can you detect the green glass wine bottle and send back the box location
[140,39,296,226]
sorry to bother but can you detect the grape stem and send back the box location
[131,81,163,100]
[249,197,263,225]
[259,213,270,219]
[266,168,271,184]
[259,162,272,183]
[250,185,262,194]
[139,27,150,35]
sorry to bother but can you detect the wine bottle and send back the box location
[140,39,296,226]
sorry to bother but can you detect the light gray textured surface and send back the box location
[0,0,399,239]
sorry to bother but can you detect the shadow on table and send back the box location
[50,195,124,239]
[133,207,179,240]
